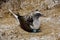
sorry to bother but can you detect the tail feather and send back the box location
[8,9,18,19]
[8,9,20,24]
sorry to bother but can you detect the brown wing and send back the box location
[18,16,33,32]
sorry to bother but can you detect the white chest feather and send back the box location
[30,18,41,29]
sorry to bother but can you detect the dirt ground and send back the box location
[0,0,60,40]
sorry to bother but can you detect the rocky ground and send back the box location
[0,0,60,40]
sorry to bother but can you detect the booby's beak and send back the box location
[40,14,46,17]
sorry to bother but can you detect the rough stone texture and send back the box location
[0,0,60,40]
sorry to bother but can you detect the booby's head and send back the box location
[33,9,44,19]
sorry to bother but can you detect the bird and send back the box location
[8,9,44,33]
